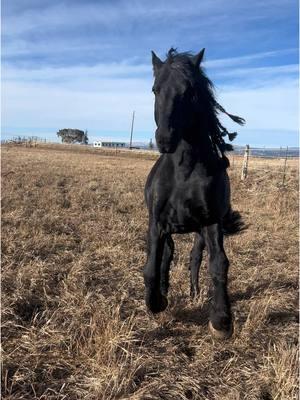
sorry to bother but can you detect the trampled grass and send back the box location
[2,144,298,399]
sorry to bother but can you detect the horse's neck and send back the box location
[170,138,219,179]
[173,138,214,164]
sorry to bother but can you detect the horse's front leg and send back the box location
[189,232,205,298]
[144,222,169,313]
[160,234,174,297]
[203,224,233,339]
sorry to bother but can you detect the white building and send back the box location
[93,141,126,148]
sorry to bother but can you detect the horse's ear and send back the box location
[151,51,163,73]
[192,48,205,68]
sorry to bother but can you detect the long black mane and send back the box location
[165,48,245,155]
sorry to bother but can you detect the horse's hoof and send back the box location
[146,292,168,314]
[208,320,233,340]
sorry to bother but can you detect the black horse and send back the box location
[144,48,245,339]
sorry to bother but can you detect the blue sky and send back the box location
[2,0,299,147]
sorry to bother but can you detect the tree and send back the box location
[83,130,89,145]
[57,129,88,144]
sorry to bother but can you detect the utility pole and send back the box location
[129,111,135,149]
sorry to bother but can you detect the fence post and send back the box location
[281,146,289,186]
[241,144,250,180]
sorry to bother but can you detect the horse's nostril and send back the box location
[156,130,174,142]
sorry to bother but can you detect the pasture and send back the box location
[2,144,298,399]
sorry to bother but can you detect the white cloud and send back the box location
[213,64,298,80]
[2,1,267,36]
[2,0,297,146]
[3,0,295,59]
[205,49,297,69]
[1,77,155,138]
[3,62,151,82]
[218,80,298,132]
[2,61,298,142]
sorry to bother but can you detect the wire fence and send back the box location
[1,135,47,146]
[2,136,298,186]
[227,145,298,187]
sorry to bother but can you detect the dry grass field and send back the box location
[2,144,299,400]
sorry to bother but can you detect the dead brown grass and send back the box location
[2,144,299,400]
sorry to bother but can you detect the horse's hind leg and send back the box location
[189,232,205,298]
[160,235,174,296]
[203,223,233,339]
[144,222,168,313]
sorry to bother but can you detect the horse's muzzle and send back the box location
[155,127,178,153]
[156,138,177,153]
[157,143,177,153]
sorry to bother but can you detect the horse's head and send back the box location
[151,48,205,153]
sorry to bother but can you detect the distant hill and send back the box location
[129,143,299,158]
[232,146,299,158]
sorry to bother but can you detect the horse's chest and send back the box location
[162,184,211,232]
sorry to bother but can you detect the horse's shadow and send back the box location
[170,278,299,327]
[140,278,298,348]
[231,279,299,325]
[171,297,210,326]
[231,279,298,303]
[267,310,299,324]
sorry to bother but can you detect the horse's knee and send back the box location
[208,252,229,279]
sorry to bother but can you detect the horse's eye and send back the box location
[152,87,159,95]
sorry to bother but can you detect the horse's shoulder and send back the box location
[145,155,171,205]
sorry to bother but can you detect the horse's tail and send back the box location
[222,208,246,236]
